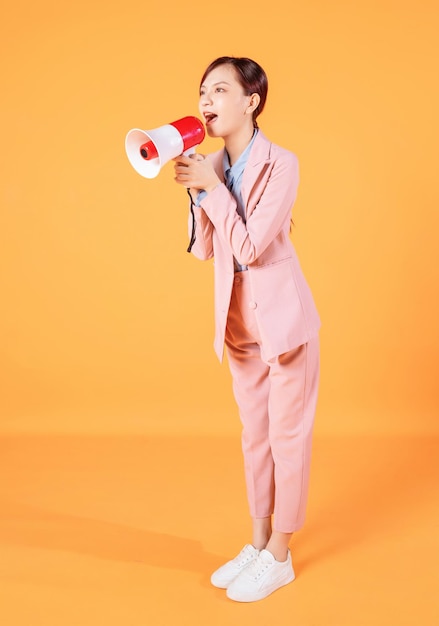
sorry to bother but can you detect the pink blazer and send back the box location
[189,130,321,363]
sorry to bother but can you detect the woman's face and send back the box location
[199,64,255,139]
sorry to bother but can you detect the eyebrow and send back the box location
[200,80,231,88]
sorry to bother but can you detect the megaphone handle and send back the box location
[183,147,195,156]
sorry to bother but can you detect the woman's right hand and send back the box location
[173,153,221,194]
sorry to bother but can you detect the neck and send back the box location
[224,124,255,166]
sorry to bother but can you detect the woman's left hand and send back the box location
[174,153,221,194]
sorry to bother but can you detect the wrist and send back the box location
[204,180,221,194]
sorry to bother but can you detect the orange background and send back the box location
[1,1,438,624]
[1,0,438,437]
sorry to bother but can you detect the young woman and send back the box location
[174,56,321,603]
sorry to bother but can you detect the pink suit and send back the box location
[189,131,320,532]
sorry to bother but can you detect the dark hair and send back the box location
[200,56,268,128]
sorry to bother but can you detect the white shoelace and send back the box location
[233,545,258,566]
[245,551,274,580]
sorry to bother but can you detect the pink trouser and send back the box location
[225,272,320,533]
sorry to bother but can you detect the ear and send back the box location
[247,93,261,115]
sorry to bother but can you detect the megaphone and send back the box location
[125,116,205,179]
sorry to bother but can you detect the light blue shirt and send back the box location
[196,129,258,271]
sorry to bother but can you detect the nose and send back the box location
[199,90,213,106]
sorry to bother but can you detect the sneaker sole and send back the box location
[226,572,295,602]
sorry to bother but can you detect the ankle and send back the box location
[252,516,272,551]
[266,546,288,562]
[265,535,292,562]
[252,539,269,551]
[264,529,293,562]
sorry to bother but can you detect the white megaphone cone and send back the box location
[125,116,205,178]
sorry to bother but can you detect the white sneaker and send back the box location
[226,549,295,602]
[211,544,260,589]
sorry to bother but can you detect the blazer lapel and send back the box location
[206,132,272,213]
[241,131,272,212]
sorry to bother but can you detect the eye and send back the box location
[215,87,225,93]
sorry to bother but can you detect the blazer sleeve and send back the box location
[198,151,299,266]
[188,201,214,261]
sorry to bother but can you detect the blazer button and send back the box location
[249,301,257,309]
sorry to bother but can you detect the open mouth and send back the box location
[204,113,217,126]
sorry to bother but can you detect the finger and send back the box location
[174,175,190,186]
[189,153,205,161]
[175,169,192,182]
[173,161,187,170]
[173,154,192,165]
